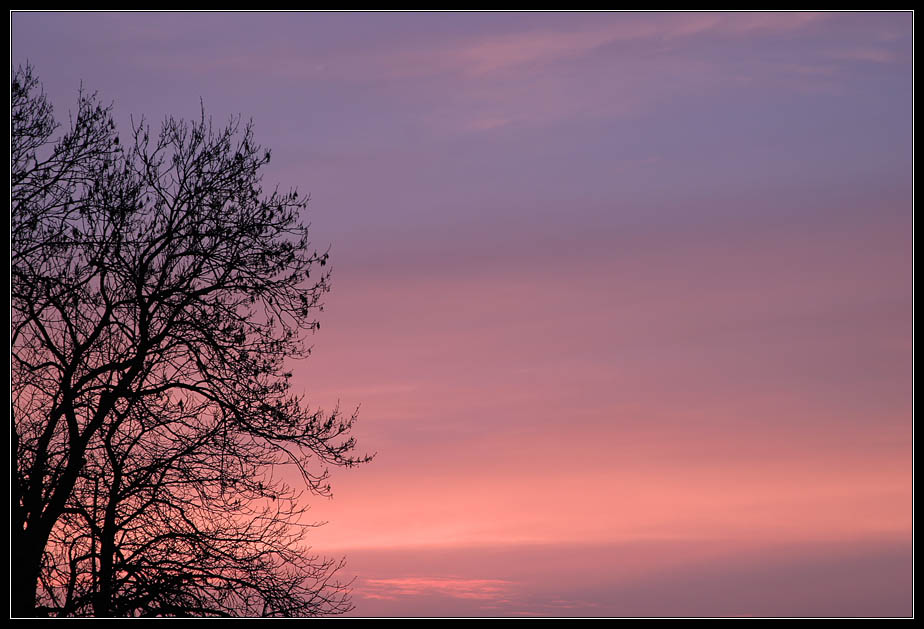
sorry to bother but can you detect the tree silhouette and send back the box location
[12,65,371,617]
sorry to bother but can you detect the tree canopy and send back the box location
[12,64,371,617]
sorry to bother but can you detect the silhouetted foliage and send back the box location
[12,65,371,617]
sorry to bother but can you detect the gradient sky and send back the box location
[12,12,913,617]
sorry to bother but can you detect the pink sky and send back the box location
[298,197,911,615]
[13,11,913,616]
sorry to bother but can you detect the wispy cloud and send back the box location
[826,47,897,63]
[359,576,514,602]
[132,12,831,83]
[379,13,826,77]
[125,12,858,134]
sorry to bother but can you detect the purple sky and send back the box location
[12,11,914,617]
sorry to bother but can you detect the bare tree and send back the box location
[12,65,371,617]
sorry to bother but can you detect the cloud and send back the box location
[129,12,830,84]
[118,12,861,135]
[359,576,515,602]
[369,12,830,80]
[826,47,897,63]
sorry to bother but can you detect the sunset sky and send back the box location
[12,11,913,617]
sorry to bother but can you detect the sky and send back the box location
[11,11,914,617]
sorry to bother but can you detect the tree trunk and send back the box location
[11,529,43,616]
